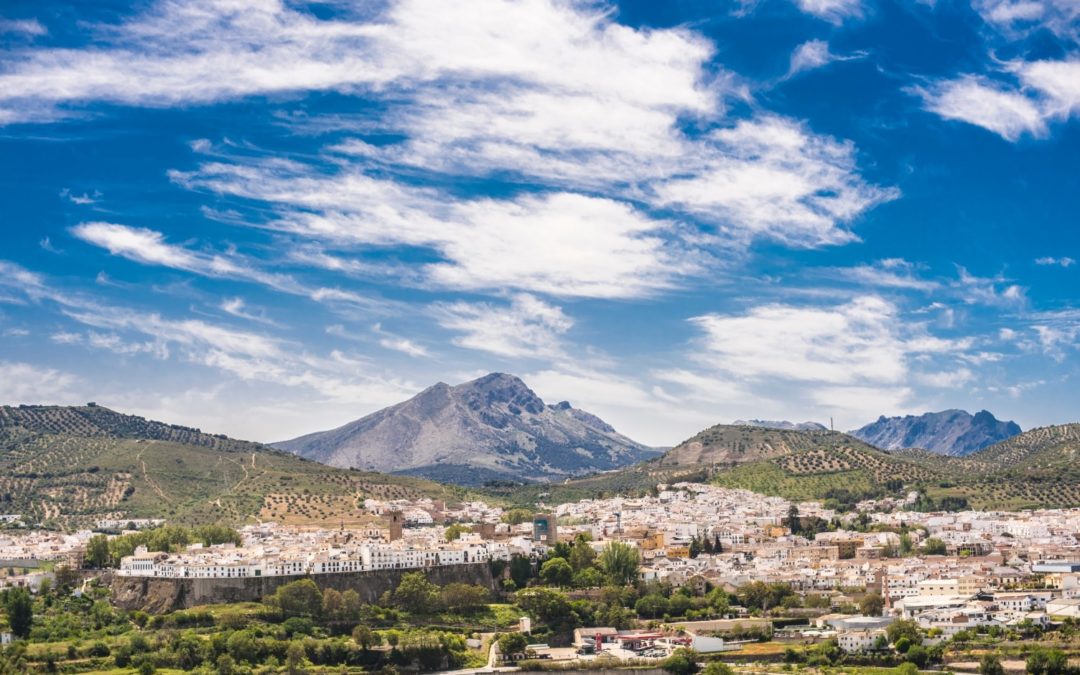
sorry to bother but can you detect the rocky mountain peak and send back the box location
[850,409,1021,456]
[274,373,658,485]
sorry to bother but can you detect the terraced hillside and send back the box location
[552,422,1080,511]
[925,424,1080,510]
[0,405,480,528]
[670,425,943,502]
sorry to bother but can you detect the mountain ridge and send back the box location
[849,409,1021,456]
[0,404,474,528]
[274,372,658,485]
[732,419,828,432]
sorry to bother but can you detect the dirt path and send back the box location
[135,448,170,502]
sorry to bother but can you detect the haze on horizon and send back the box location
[0,0,1077,447]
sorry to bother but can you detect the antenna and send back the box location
[830,417,834,431]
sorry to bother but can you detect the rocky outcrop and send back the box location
[109,563,498,614]
[850,409,1021,456]
[732,419,827,432]
[274,373,658,485]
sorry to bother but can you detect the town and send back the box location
[3,482,1078,672]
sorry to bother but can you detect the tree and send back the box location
[444,524,469,542]
[786,504,801,535]
[285,641,307,675]
[215,654,237,675]
[569,536,596,572]
[516,587,576,627]
[980,653,1005,675]
[85,535,110,568]
[635,594,670,619]
[737,581,794,612]
[393,572,440,614]
[887,619,921,646]
[322,588,343,620]
[906,644,929,668]
[3,587,32,638]
[573,567,603,589]
[271,579,324,618]
[226,629,260,664]
[342,589,362,621]
[540,557,573,587]
[498,632,528,657]
[441,583,490,612]
[921,538,947,556]
[860,593,884,617]
[353,625,382,651]
[662,648,700,675]
[509,556,533,588]
[599,542,640,586]
[1026,648,1068,675]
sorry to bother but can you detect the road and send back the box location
[439,639,519,675]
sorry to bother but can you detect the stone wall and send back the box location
[109,562,497,614]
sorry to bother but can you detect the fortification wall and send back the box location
[109,562,497,614]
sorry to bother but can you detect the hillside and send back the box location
[275,373,659,485]
[553,421,1080,511]
[850,409,1021,456]
[0,405,478,529]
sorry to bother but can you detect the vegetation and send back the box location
[0,404,489,528]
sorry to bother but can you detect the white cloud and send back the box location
[917,61,1080,142]
[220,297,279,326]
[0,19,46,36]
[916,76,1047,141]
[953,267,1026,306]
[371,323,430,359]
[434,294,572,360]
[3,0,890,258]
[60,188,100,205]
[0,259,416,405]
[174,161,694,299]
[71,221,386,312]
[691,296,913,385]
[915,367,975,388]
[973,0,1080,37]
[0,361,79,404]
[651,116,897,247]
[1020,60,1080,121]
[676,296,979,426]
[786,40,866,78]
[788,40,834,76]
[835,258,940,291]
[792,0,863,23]
[1035,256,1076,267]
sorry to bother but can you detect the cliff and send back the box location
[109,562,498,614]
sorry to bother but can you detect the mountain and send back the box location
[732,419,828,432]
[274,373,658,486]
[0,404,472,528]
[849,409,1021,456]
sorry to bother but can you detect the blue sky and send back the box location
[0,0,1077,446]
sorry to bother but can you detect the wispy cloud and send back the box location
[0,19,46,36]
[1035,256,1076,267]
[791,0,863,24]
[0,259,416,405]
[3,0,891,263]
[915,61,1080,142]
[676,295,979,423]
[71,222,387,313]
[0,361,79,404]
[786,40,867,78]
[434,294,572,361]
